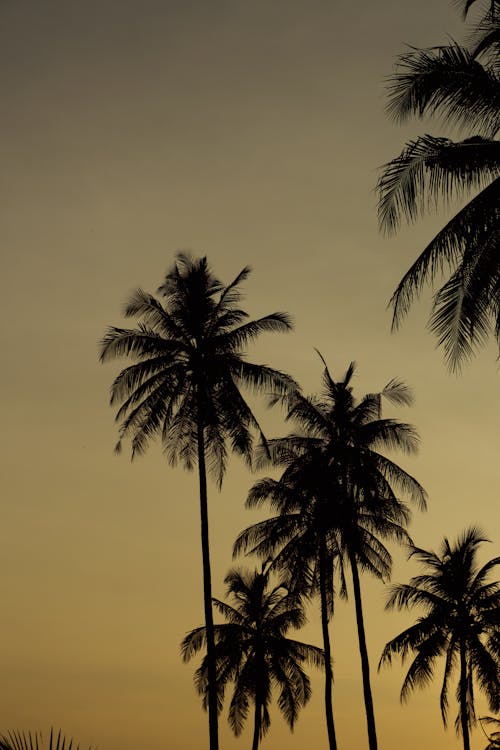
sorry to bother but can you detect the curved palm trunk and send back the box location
[350,552,378,750]
[319,536,338,750]
[459,639,471,750]
[196,419,219,750]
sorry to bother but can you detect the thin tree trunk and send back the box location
[197,417,219,750]
[319,536,338,750]
[251,697,261,750]
[350,553,378,750]
[459,639,471,750]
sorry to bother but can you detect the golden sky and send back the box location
[1,1,498,749]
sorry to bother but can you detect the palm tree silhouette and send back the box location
[379,527,500,750]
[236,356,426,750]
[99,254,294,750]
[377,3,500,369]
[234,447,344,750]
[181,563,324,750]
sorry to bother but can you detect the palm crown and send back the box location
[380,527,500,750]
[378,5,500,369]
[181,564,324,750]
[100,253,294,482]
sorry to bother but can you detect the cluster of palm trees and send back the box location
[97,1,500,748]
[100,253,499,750]
[229,358,425,750]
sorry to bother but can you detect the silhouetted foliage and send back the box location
[481,715,500,749]
[380,527,500,750]
[181,563,323,750]
[234,442,344,750]
[235,356,426,750]
[378,2,500,369]
[100,253,294,750]
[0,730,94,750]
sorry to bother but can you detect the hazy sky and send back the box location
[1,1,498,749]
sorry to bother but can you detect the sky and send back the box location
[1,1,499,749]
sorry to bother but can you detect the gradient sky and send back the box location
[1,1,499,749]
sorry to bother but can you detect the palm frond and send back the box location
[389,175,500,332]
[361,418,421,455]
[440,638,458,724]
[378,135,500,233]
[429,225,500,370]
[399,632,447,703]
[99,327,176,363]
[123,288,189,341]
[231,360,297,399]
[381,378,414,406]
[0,731,93,750]
[217,313,293,350]
[181,626,207,662]
[386,44,500,135]
[379,618,443,668]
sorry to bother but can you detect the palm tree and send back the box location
[181,563,324,750]
[379,527,500,750]
[377,3,500,369]
[233,446,344,750]
[235,356,427,750]
[99,254,294,750]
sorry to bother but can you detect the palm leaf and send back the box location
[386,44,500,135]
[378,135,500,233]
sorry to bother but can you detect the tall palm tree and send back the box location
[379,527,500,750]
[99,254,294,750]
[234,446,345,750]
[377,3,500,369]
[181,563,324,750]
[236,357,427,750]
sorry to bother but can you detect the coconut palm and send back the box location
[377,3,500,369]
[181,563,324,750]
[379,527,500,750]
[99,254,294,750]
[236,357,426,750]
[233,446,344,750]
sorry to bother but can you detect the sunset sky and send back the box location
[1,1,499,749]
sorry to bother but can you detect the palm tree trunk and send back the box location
[319,536,338,750]
[459,639,471,750]
[350,552,378,750]
[196,417,219,750]
[251,698,261,750]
